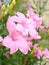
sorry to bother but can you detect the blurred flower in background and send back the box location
[0,0,3,7]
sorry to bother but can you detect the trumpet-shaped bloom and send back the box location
[3,30,31,54]
[3,8,42,55]
[3,18,32,54]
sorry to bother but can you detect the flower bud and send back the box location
[12,0,16,5]
[1,4,6,11]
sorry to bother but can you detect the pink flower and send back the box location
[14,12,41,39]
[3,8,42,55]
[35,48,42,59]
[42,49,49,58]
[3,31,31,54]
[33,44,43,59]
[3,19,31,54]
[0,36,3,42]
[26,8,42,28]
[37,49,42,59]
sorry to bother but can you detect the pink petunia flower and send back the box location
[3,30,31,54]
[14,12,41,39]
[3,19,32,54]
[2,8,42,55]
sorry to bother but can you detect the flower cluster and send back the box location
[1,8,41,54]
[0,8,49,59]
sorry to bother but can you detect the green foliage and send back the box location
[29,0,49,16]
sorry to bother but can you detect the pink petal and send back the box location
[16,24,28,36]
[7,16,18,23]
[10,43,18,54]
[3,36,13,48]
[3,35,18,54]
[7,21,16,34]
[17,12,25,19]
[18,37,30,54]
